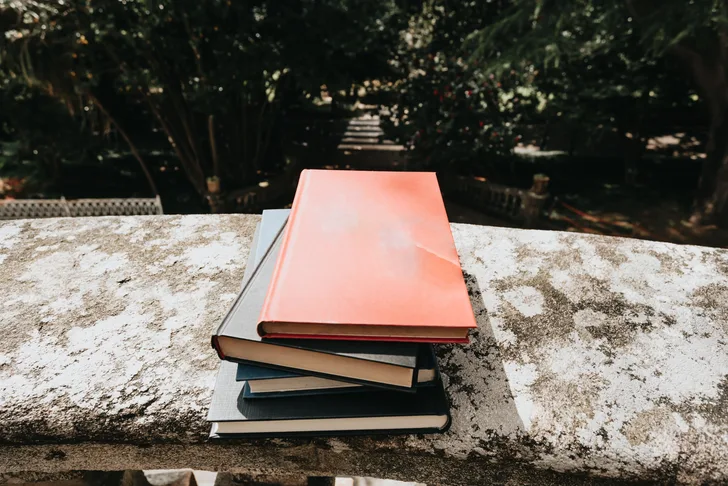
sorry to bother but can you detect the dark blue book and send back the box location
[237,345,437,398]
[208,361,451,438]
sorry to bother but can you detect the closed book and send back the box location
[258,170,477,343]
[212,210,420,390]
[241,381,364,399]
[236,364,362,394]
[237,345,438,398]
[239,209,291,291]
[207,361,451,437]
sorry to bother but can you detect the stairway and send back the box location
[331,114,407,170]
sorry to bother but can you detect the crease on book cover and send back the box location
[414,242,459,268]
[380,224,459,269]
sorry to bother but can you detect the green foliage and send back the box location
[0,0,407,197]
[286,1,409,94]
[383,1,537,172]
[465,0,728,224]
[0,78,110,196]
[466,0,720,126]
[531,21,699,156]
[383,0,713,180]
[468,1,726,69]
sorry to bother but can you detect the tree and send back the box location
[0,78,112,196]
[383,1,537,174]
[0,0,407,200]
[469,0,728,226]
[530,25,698,185]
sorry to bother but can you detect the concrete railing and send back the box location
[0,215,727,485]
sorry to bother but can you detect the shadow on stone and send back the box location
[435,271,526,454]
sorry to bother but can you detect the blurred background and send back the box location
[2,0,727,247]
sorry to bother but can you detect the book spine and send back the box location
[260,333,470,344]
[211,336,225,359]
[258,169,311,334]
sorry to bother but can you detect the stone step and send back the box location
[342,127,384,134]
[341,131,385,138]
[346,121,381,127]
[338,137,394,145]
[336,143,404,151]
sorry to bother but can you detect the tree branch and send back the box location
[208,114,220,178]
[719,25,728,66]
[145,96,206,195]
[87,93,159,196]
[252,100,268,170]
[182,13,204,79]
[242,95,249,179]
[670,43,728,107]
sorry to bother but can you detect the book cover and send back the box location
[208,361,451,438]
[212,210,420,390]
[235,344,437,384]
[236,345,438,398]
[239,209,290,290]
[236,344,436,381]
[258,170,477,343]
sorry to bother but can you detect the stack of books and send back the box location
[207,170,477,437]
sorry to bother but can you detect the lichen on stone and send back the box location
[0,216,727,484]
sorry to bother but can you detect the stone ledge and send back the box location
[0,215,726,485]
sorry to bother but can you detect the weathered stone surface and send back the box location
[0,215,726,485]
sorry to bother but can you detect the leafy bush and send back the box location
[0,79,112,197]
[382,1,537,174]
[384,56,536,173]
[466,1,728,224]
[0,0,407,198]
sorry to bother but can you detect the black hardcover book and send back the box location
[211,210,420,391]
[208,361,451,437]
[238,344,438,398]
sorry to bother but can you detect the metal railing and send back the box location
[0,197,163,220]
